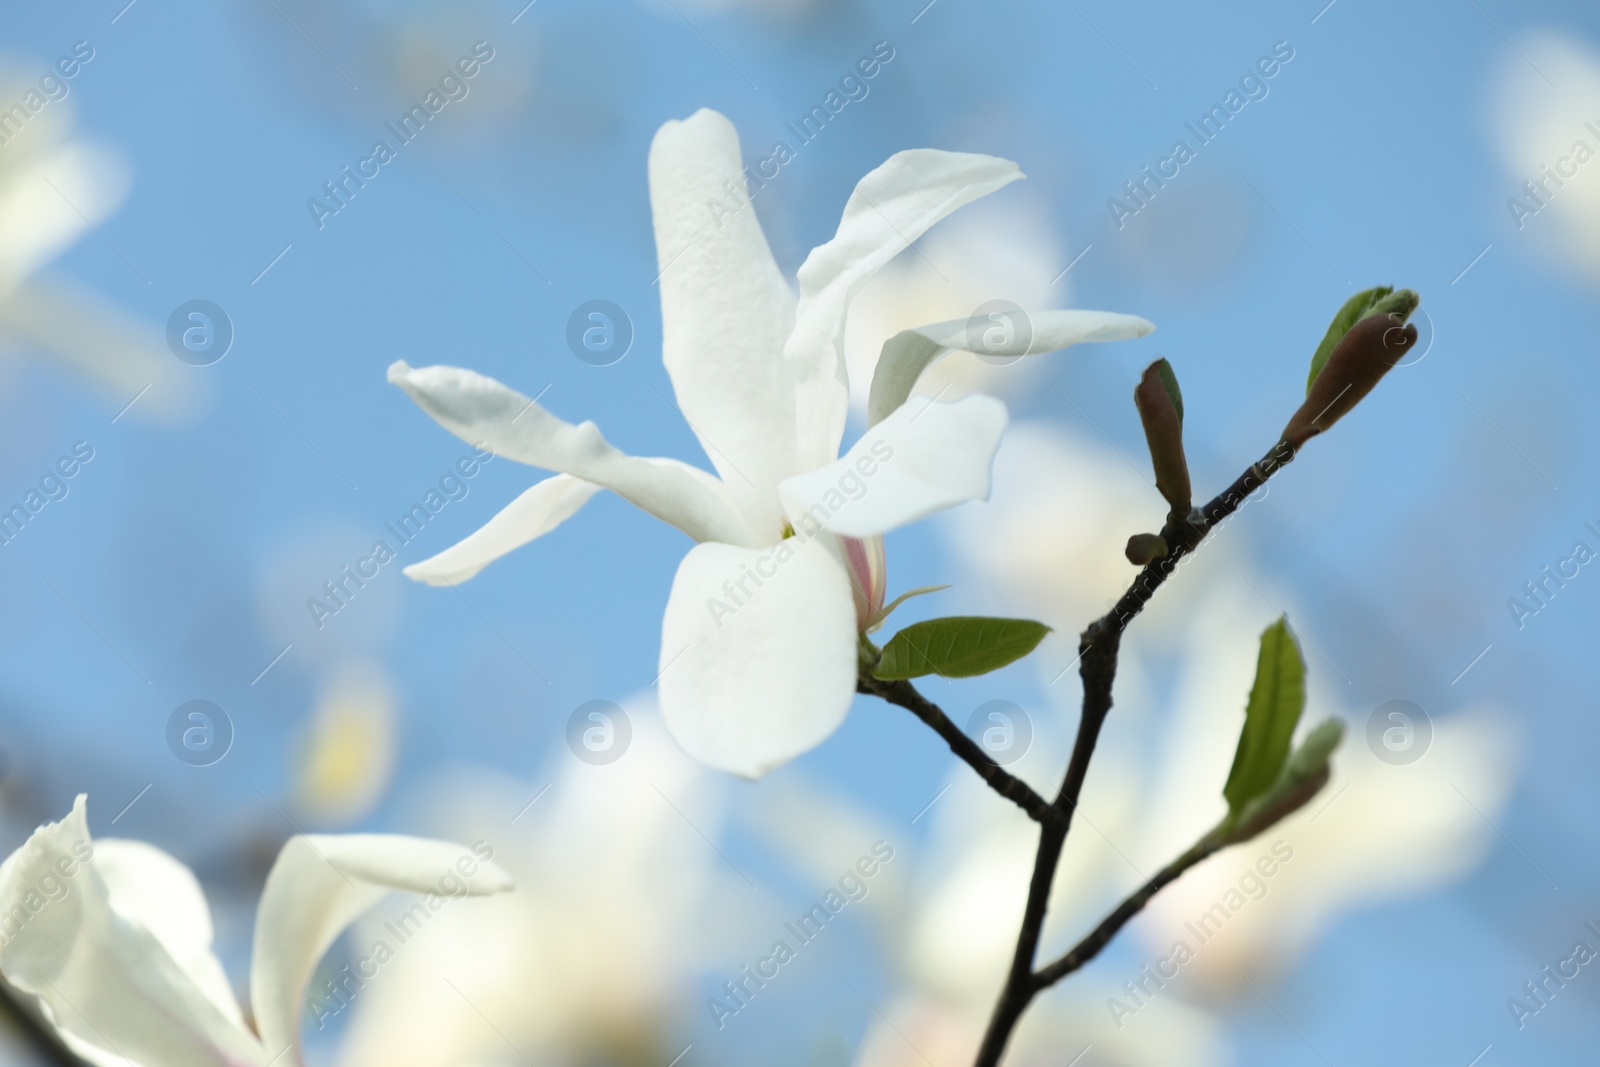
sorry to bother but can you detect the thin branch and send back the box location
[859,676,1055,823]
[1032,833,1224,988]
[972,439,1299,1067]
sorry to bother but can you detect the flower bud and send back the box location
[842,535,886,632]
[1125,533,1167,565]
[1133,358,1191,514]
[1282,305,1418,449]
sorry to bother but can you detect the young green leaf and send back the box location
[1306,286,1392,395]
[1283,302,1419,448]
[1221,617,1307,815]
[1225,718,1345,844]
[1153,358,1184,424]
[873,616,1052,680]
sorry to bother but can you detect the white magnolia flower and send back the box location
[388,107,1153,778]
[0,795,513,1067]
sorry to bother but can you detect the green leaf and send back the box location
[1306,286,1392,395]
[1222,617,1306,815]
[1226,719,1344,843]
[873,616,1052,680]
[1153,357,1183,424]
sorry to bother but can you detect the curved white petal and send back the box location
[250,833,514,1060]
[403,474,603,586]
[388,361,758,548]
[659,539,858,778]
[0,796,266,1067]
[649,109,799,540]
[778,393,1008,539]
[866,309,1156,427]
[784,150,1023,469]
[94,839,245,1031]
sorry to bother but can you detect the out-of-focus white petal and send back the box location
[944,423,1202,639]
[388,361,757,548]
[1141,705,1515,987]
[1488,31,1600,283]
[291,661,399,826]
[867,310,1155,427]
[658,538,857,777]
[335,711,750,1067]
[403,474,603,586]
[649,109,798,540]
[0,142,127,292]
[778,394,1007,539]
[785,150,1023,469]
[854,988,1229,1067]
[0,796,267,1067]
[249,833,514,1060]
[93,839,245,1031]
[0,278,201,424]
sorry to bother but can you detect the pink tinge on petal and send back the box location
[841,535,886,630]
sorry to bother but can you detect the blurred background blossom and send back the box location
[0,1,1597,1064]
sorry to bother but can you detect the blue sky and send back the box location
[3,0,1600,1063]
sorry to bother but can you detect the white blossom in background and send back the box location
[290,660,400,827]
[1489,29,1600,284]
[743,769,1230,1067]
[943,421,1517,1007]
[388,107,1152,779]
[336,702,753,1067]
[0,65,193,422]
[0,795,512,1066]
[1128,578,1516,992]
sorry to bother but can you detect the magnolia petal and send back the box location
[388,361,758,549]
[658,539,858,778]
[0,277,199,424]
[649,109,799,541]
[784,150,1023,469]
[250,833,514,1059]
[778,393,1008,539]
[93,839,246,1031]
[866,309,1156,427]
[0,142,128,293]
[403,474,603,586]
[0,796,267,1067]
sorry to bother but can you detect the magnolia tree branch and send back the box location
[970,439,1299,1067]
[853,438,1308,1065]
[859,676,1055,823]
[1031,832,1225,987]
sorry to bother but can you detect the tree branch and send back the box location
[972,439,1299,1067]
[859,676,1055,823]
[1031,833,1225,988]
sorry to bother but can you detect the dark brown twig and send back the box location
[971,439,1298,1067]
[859,676,1055,824]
